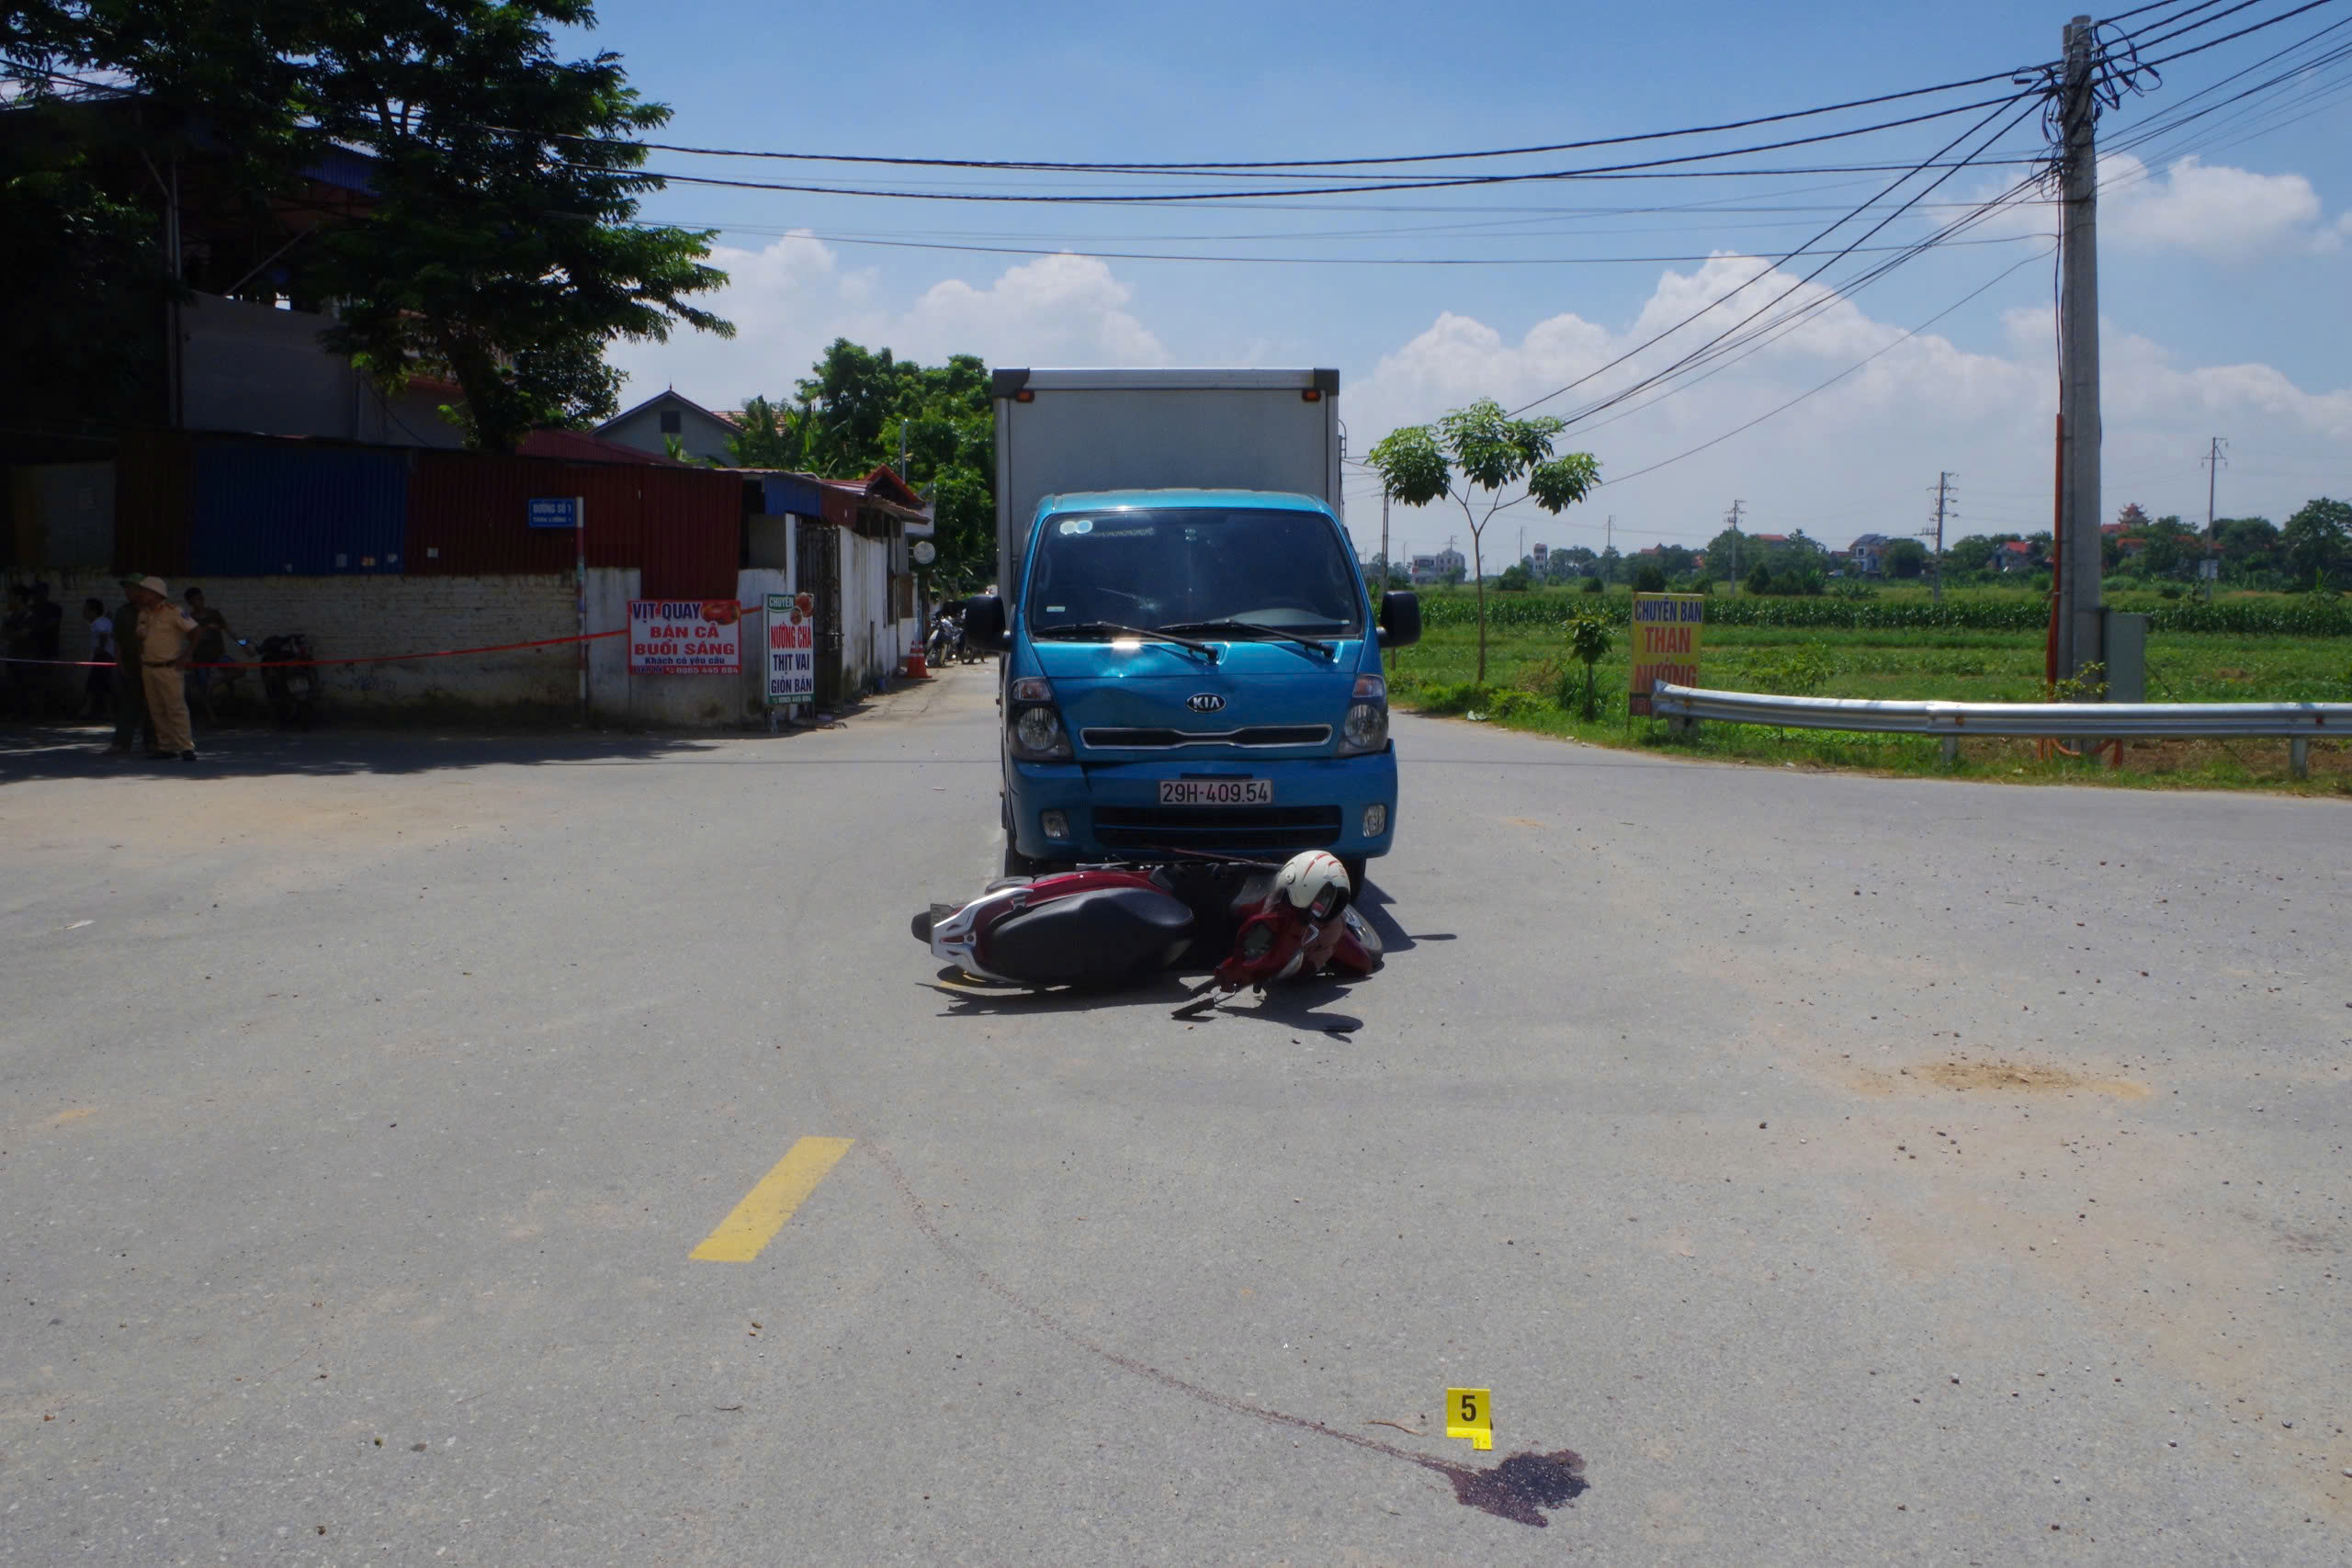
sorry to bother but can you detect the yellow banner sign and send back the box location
[1629,592,1704,716]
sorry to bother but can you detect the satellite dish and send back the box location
[910,540,937,565]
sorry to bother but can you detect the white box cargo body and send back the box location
[989,367,1342,593]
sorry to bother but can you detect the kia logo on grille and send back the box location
[1186,693,1227,714]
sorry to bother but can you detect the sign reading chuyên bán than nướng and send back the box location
[1628,592,1703,716]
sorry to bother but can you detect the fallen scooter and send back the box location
[910,850,1380,1001]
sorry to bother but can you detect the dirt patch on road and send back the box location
[1849,1057,2151,1098]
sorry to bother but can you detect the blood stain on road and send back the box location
[863,1137,1591,1529]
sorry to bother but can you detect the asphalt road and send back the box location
[4,669,2347,1566]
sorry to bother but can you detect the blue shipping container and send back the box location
[191,442,409,575]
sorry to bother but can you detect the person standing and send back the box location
[181,586,241,725]
[132,576,199,761]
[79,598,114,718]
[104,581,153,755]
[1,581,29,720]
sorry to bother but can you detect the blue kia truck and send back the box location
[966,368,1420,882]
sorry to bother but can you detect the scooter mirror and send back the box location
[1378,591,1421,649]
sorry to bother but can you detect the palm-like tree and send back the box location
[1566,612,1613,720]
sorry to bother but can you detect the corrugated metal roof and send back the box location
[407,452,744,596]
[113,430,192,577]
[759,473,826,517]
[191,442,408,574]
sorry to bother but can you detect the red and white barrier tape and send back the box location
[1,627,624,671]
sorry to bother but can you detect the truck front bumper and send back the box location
[1008,750,1397,863]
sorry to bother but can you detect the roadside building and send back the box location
[594,390,742,467]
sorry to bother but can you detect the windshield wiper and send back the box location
[1158,619,1340,658]
[1032,621,1219,660]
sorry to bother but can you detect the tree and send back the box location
[2215,516,2278,573]
[1566,611,1613,720]
[1744,561,1771,595]
[2282,497,2351,590]
[1497,563,1534,592]
[1596,545,1623,584]
[1630,560,1667,593]
[309,1,732,451]
[8,0,735,453]
[1948,534,2006,573]
[726,394,819,469]
[1366,399,1600,684]
[740,341,999,591]
[1883,538,1928,579]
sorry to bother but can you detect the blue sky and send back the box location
[587,0,2352,558]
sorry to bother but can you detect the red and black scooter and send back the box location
[910,850,1381,995]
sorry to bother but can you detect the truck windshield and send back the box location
[1024,509,1363,638]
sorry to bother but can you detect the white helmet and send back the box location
[1274,850,1351,921]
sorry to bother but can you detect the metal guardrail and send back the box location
[1648,682,2347,776]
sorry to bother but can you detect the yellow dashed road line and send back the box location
[690,1136,854,1262]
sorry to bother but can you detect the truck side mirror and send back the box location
[963,595,1009,651]
[1378,591,1421,649]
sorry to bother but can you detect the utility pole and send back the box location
[2055,15,2105,683]
[2199,434,2228,601]
[1379,489,1391,590]
[1725,499,1745,588]
[1928,471,1955,604]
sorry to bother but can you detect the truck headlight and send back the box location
[1007,677,1073,760]
[1337,673,1388,755]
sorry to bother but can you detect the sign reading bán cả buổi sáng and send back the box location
[628,599,742,675]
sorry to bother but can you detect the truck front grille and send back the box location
[1081,725,1331,750]
[1092,805,1342,853]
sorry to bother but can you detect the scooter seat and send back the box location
[986,886,1195,987]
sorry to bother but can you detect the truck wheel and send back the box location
[1340,856,1370,895]
[1003,830,1039,877]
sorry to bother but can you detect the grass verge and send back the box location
[1385,619,2352,795]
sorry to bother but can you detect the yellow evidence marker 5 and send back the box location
[1446,1386,1493,1451]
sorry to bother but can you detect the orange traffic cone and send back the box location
[905,649,931,679]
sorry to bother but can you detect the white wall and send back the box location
[839,531,907,695]
[38,569,576,714]
[583,567,796,728]
[21,566,804,729]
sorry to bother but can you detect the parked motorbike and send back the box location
[258,632,321,728]
[910,850,1380,996]
[925,610,963,669]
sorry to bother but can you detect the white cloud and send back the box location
[1349,254,2350,556]
[886,253,1167,367]
[2099,153,2330,262]
[605,234,1163,408]
[609,236,2346,549]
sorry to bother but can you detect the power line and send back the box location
[1510,91,2044,422]
[1590,246,2056,491]
[533,73,2063,175]
[594,152,2050,206]
[713,230,2047,268]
